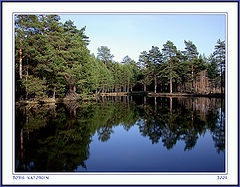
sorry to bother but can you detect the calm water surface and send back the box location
[15,96,225,172]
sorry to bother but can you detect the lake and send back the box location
[15,96,225,172]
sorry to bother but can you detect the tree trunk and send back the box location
[25,65,28,100]
[170,77,173,94]
[104,57,107,65]
[143,62,147,92]
[144,83,146,92]
[154,75,157,93]
[53,86,56,99]
[191,64,194,93]
[19,16,23,80]
[169,55,172,94]
[73,85,76,93]
[19,51,23,80]
[220,61,223,96]
[73,108,77,117]
[102,96,105,102]
[170,96,173,114]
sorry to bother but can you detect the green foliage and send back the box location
[207,54,219,80]
[97,46,114,65]
[161,41,179,93]
[15,14,225,101]
[137,51,152,91]
[213,39,225,94]
[147,46,162,73]
[120,57,136,92]
[214,39,225,68]
[22,75,47,98]
[15,14,93,100]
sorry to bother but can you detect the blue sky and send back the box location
[60,14,225,62]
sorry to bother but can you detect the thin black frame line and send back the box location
[1,1,239,3]
[225,11,228,175]
[12,11,15,176]
[12,12,228,14]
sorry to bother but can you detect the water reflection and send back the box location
[15,96,225,172]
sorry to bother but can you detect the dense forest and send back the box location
[15,15,225,102]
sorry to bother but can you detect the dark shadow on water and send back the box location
[15,96,225,172]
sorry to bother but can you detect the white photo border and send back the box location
[2,2,238,185]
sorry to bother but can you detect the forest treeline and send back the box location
[15,14,225,101]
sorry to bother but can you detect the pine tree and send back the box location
[207,53,219,93]
[147,46,162,93]
[184,40,199,93]
[214,39,225,95]
[138,51,151,92]
[58,20,90,96]
[15,15,47,99]
[97,46,114,66]
[122,56,137,92]
[162,41,178,94]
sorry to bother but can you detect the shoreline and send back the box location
[15,92,224,105]
[147,92,224,98]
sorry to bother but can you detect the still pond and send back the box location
[15,96,225,172]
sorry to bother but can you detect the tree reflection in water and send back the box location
[15,96,225,172]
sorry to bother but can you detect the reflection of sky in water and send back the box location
[16,97,225,172]
[77,122,225,172]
